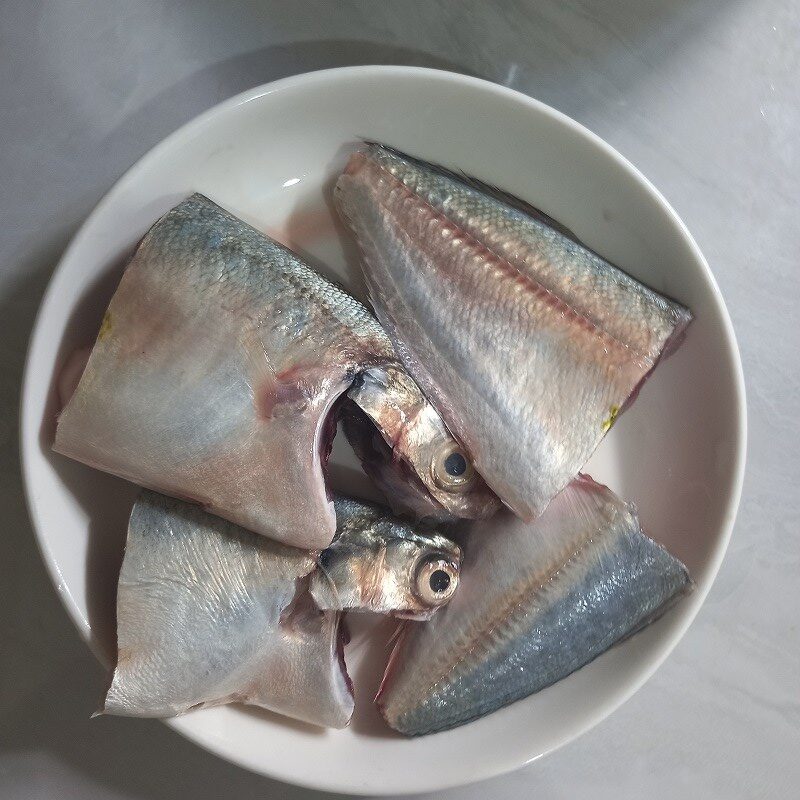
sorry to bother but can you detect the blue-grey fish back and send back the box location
[396,523,688,735]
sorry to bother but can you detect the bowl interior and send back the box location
[21,66,744,795]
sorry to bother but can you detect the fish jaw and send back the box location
[376,476,690,736]
[309,495,462,618]
[335,148,691,521]
[103,491,354,728]
[345,365,500,520]
[54,194,394,549]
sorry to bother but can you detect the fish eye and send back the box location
[431,443,476,492]
[414,555,459,606]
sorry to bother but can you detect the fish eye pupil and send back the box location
[443,451,467,477]
[429,569,451,594]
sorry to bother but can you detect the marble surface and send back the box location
[1,1,797,797]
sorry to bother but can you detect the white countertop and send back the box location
[1,1,797,798]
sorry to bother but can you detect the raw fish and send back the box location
[335,144,692,521]
[376,476,691,736]
[103,490,353,728]
[55,193,494,548]
[310,495,462,619]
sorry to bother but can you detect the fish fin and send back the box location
[241,329,316,419]
[309,560,345,612]
[385,620,406,649]
[363,140,581,243]
[375,621,411,704]
[279,574,319,626]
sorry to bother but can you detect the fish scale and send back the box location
[366,144,683,359]
[354,183,629,491]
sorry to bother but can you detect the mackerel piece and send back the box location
[376,476,691,736]
[335,145,692,520]
[103,491,353,728]
[54,194,493,547]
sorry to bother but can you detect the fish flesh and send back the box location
[54,193,494,549]
[376,475,691,736]
[310,495,462,619]
[343,365,500,520]
[335,144,692,521]
[103,490,353,727]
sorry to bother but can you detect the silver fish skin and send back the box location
[103,490,354,728]
[54,194,492,545]
[376,476,691,736]
[335,144,692,521]
[344,366,500,521]
[310,496,462,619]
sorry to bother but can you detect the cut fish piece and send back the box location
[103,490,353,728]
[335,144,692,521]
[377,476,691,736]
[54,194,495,545]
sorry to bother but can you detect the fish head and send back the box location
[345,366,500,520]
[310,497,463,619]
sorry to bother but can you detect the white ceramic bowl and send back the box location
[21,66,746,795]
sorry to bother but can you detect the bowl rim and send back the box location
[20,64,747,795]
